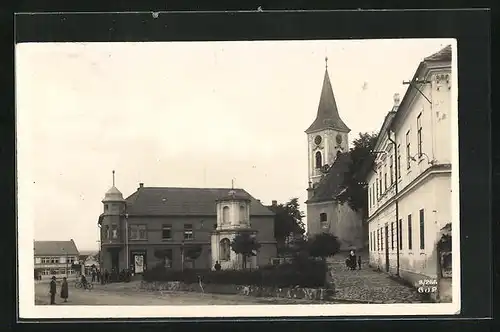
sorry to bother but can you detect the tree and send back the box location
[185,245,203,269]
[307,233,341,261]
[336,132,378,218]
[230,232,261,270]
[269,198,306,254]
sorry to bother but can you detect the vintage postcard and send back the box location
[16,38,460,318]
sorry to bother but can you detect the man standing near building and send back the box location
[49,276,57,305]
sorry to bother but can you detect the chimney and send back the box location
[257,199,261,203]
[138,183,144,190]
[272,200,277,206]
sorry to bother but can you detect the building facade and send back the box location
[98,181,276,274]
[366,45,453,302]
[34,239,80,280]
[305,58,364,250]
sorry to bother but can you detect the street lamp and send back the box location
[125,213,129,271]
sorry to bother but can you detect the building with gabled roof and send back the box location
[365,45,453,302]
[304,58,364,250]
[98,174,276,273]
[34,239,80,279]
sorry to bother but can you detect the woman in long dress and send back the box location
[60,277,69,302]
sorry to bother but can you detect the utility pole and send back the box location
[387,132,400,277]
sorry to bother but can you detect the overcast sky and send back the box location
[16,39,452,251]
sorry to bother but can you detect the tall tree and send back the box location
[336,132,378,218]
[230,232,261,270]
[269,198,306,254]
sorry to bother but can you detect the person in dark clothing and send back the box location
[348,251,356,270]
[357,256,362,270]
[91,269,97,282]
[49,276,57,305]
[103,269,109,284]
[60,277,69,302]
[96,269,101,283]
[214,261,221,271]
[81,274,90,290]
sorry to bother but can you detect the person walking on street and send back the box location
[91,269,96,283]
[49,276,57,305]
[60,277,69,303]
[96,269,101,283]
[357,255,362,270]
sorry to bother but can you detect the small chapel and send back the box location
[304,58,364,251]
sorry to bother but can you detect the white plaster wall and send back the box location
[369,172,451,279]
[307,201,363,250]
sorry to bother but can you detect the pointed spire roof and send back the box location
[305,59,350,134]
[102,170,124,202]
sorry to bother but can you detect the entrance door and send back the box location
[111,250,119,272]
[384,224,390,272]
[131,251,147,274]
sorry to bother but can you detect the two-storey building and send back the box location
[98,178,276,274]
[34,239,80,280]
[366,45,454,302]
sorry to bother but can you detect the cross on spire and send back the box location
[325,56,328,69]
[112,170,115,186]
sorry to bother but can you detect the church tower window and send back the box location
[222,206,230,224]
[320,213,328,229]
[315,151,322,169]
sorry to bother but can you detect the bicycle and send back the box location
[74,281,93,290]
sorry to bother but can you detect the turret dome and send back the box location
[102,186,125,202]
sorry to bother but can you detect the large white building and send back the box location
[366,45,453,302]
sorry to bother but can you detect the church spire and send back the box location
[305,59,350,134]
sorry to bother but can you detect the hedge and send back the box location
[143,258,327,288]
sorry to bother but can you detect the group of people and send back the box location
[48,276,69,305]
[345,250,362,270]
[90,267,132,284]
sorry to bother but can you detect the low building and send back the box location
[366,45,453,302]
[98,180,277,274]
[80,252,100,275]
[34,239,80,280]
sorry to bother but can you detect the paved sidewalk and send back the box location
[328,254,425,303]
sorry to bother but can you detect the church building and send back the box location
[98,174,276,274]
[304,58,364,250]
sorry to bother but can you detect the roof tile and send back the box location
[34,240,80,256]
[125,187,274,216]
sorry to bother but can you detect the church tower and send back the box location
[305,57,351,189]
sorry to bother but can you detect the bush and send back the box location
[142,258,327,288]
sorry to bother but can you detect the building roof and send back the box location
[124,187,274,216]
[305,67,350,134]
[102,186,125,202]
[34,239,79,256]
[306,153,352,203]
[424,45,452,62]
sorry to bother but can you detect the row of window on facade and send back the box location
[102,223,211,241]
[369,209,426,253]
[368,112,424,208]
[37,268,76,275]
[34,256,77,264]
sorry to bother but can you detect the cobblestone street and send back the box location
[34,281,327,305]
[328,254,425,303]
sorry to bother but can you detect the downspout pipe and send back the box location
[387,131,400,277]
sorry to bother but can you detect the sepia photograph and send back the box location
[16,38,459,318]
